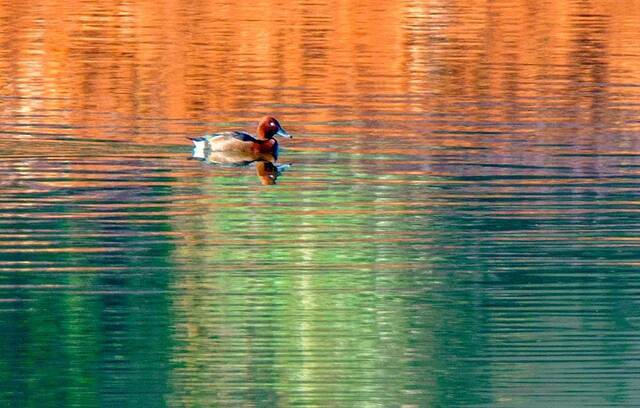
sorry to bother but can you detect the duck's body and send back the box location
[190,116,290,164]
[191,131,279,162]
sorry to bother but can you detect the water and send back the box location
[1,0,640,406]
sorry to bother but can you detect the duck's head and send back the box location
[257,116,291,140]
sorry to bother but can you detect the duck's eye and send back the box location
[270,122,275,127]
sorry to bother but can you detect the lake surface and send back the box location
[1,0,640,406]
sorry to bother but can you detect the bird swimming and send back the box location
[190,116,291,163]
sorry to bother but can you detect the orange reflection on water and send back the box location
[0,0,638,147]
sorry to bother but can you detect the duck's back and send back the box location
[194,131,256,151]
[208,132,256,151]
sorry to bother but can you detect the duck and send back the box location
[190,116,291,163]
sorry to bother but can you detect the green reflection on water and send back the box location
[165,161,493,407]
[0,153,639,407]
[0,187,175,408]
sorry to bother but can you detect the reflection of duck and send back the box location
[256,161,291,185]
[190,150,291,184]
[190,116,291,163]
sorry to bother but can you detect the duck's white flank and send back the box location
[191,139,207,159]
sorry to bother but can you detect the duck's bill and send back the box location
[276,127,292,138]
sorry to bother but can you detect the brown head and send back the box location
[256,116,291,140]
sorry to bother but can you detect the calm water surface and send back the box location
[1,0,640,406]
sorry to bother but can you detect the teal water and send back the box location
[1,0,640,406]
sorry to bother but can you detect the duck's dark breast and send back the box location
[254,139,278,160]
